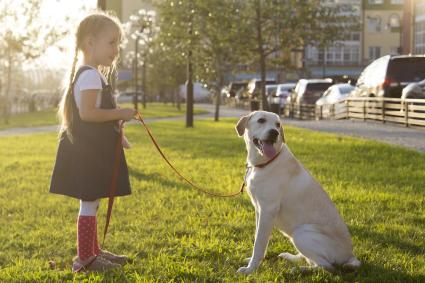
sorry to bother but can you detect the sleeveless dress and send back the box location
[49,66,131,201]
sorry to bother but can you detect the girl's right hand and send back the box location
[120,108,137,121]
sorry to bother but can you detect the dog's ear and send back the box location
[235,114,250,137]
[280,125,286,143]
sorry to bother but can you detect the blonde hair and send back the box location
[58,11,124,140]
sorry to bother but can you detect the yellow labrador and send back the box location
[235,111,360,274]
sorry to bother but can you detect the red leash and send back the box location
[102,120,124,247]
[101,112,245,248]
[134,111,245,198]
[74,121,124,273]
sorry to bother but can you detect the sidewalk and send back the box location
[0,103,248,137]
[1,103,424,153]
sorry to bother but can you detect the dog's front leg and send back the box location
[244,209,260,263]
[237,210,275,274]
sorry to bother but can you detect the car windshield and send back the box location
[230,83,246,92]
[266,86,277,94]
[388,58,425,82]
[339,85,355,94]
[279,86,293,91]
[306,83,333,92]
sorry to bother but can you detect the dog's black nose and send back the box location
[268,129,279,141]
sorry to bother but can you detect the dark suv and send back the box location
[351,55,425,98]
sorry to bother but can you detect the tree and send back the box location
[238,0,358,110]
[0,0,69,123]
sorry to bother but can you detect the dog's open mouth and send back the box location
[253,138,277,158]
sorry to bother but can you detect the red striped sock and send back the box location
[93,217,100,255]
[77,216,96,261]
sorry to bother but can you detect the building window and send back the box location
[369,0,383,4]
[369,46,381,60]
[391,0,403,4]
[368,16,382,32]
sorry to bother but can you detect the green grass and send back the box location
[0,118,424,282]
[0,102,207,130]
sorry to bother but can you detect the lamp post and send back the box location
[129,9,156,110]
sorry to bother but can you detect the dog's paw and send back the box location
[237,266,255,274]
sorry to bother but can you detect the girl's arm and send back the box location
[79,89,134,122]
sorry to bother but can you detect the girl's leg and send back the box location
[77,199,100,260]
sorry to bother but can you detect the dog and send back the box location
[235,110,360,274]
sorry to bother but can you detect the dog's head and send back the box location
[235,111,285,159]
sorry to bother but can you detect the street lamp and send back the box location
[128,9,156,110]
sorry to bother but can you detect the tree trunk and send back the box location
[214,73,223,122]
[255,0,269,111]
[260,53,269,111]
[142,52,147,109]
[176,87,181,111]
[4,48,12,124]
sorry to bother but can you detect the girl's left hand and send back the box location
[122,135,131,149]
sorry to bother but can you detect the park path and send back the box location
[0,103,248,137]
[1,103,424,153]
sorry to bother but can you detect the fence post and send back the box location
[346,99,349,119]
[382,99,385,123]
[363,99,366,121]
[404,101,409,127]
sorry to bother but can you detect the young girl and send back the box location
[49,12,136,272]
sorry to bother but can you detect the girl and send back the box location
[49,12,136,272]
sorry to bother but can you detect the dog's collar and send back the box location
[247,145,284,169]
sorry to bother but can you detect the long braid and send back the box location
[60,46,79,141]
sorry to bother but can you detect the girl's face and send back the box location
[86,25,121,67]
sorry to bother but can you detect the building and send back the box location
[414,0,425,53]
[362,0,404,63]
[304,0,363,78]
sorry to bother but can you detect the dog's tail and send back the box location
[342,256,361,271]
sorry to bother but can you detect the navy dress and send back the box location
[49,66,131,201]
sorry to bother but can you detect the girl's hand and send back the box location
[120,108,137,121]
[122,135,131,149]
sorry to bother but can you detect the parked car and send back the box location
[247,78,277,99]
[227,81,248,98]
[117,91,142,103]
[350,55,425,98]
[268,83,296,110]
[401,79,425,100]
[266,84,278,97]
[316,83,355,118]
[289,78,334,105]
[316,83,355,106]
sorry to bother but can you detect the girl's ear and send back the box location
[81,35,95,51]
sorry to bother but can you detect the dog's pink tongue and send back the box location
[262,142,276,158]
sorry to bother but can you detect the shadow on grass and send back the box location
[351,226,424,256]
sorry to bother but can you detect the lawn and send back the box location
[0,102,208,130]
[0,118,424,282]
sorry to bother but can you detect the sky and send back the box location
[38,0,97,69]
[13,0,98,70]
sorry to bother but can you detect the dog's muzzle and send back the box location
[253,129,279,158]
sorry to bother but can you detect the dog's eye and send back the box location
[257,118,266,123]
[276,122,280,128]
